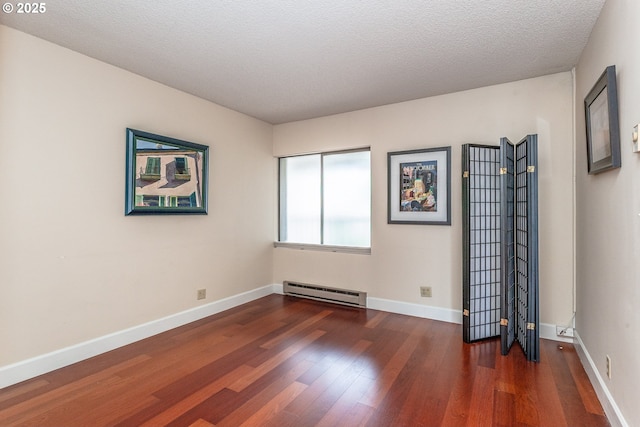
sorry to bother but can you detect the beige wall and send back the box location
[0,25,274,366]
[273,72,575,328]
[575,0,640,425]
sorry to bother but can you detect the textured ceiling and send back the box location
[1,0,606,124]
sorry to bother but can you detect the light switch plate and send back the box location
[633,124,639,153]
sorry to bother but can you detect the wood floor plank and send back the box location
[540,339,609,427]
[0,380,49,405]
[531,342,570,427]
[260,309,332,350]
[150,313,286,398]
[494,340,518,395]
[364,311,388,329]
[512,347,543,426]
[314,374,376,427]
[466,365,496,427]
[163,345,316,425]
[235,381,307,427]
[1,376,123,427]
[169,306,256,342]
[358,325,422,408]
[493,389,516,427]
[138,365,254,427]
[113,329,283,425]
[277,338,373,426]
[289,349,375,425]
[242,381,308,426]
[0,295,610,427]
[215,359,313,427]
[388,349,443,426]
[188,418,215,427]
[166,388,236,427]
[228,329,325,392]
[439,334,480,427]
[402,320,459,427]
[19,340,235,427]
[362,341,429,425]
[562,344,606,416]
[0,355,149,425]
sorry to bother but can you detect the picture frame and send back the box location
[584,65,621,174]
[125,128,209,215]
[387,146,451,225]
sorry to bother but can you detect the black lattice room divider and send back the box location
[462,135,539,362]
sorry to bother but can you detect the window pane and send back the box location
[323,151,371,247]
[279,155,321,244]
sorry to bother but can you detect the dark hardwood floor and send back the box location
[0,295,608,426]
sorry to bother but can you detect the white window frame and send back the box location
[275,148,371,255]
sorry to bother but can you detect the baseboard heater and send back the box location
[283,281,367,308]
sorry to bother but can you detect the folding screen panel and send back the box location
[514,135,539,361]
[499,138,516,354]
[462,145,501,342]
[463,136,539,362]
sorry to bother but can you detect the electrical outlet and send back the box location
[606,355,612,379]
[420,286,432,297]
[197,289,206,300]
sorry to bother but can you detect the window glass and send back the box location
[279,155,321,244]
[323,151,371,247]
[279,149,370,248]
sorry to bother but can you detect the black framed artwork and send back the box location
[387,146,451,225]
[584,65,621,174]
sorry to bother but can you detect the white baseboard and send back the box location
[367,297,462,324]
[540,322,575,343]
[0,284,580,390]
[366,297,572,343]
[0,284,277,389]
[574,331,628,427]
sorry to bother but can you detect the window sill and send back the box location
[273,242,371,255]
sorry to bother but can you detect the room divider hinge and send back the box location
[527,165,536,173]
[527,322,536,330]
[499,167,508,175]
[500,318,508,326]
[463,309,469,316]
[463,171,469,178]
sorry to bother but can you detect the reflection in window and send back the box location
[140,195,165,207]
[174,157,191,181]
[141,157,161,181]
[136,194,197,207]
[169,193,197,207]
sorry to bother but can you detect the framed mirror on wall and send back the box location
[125,128,209,215]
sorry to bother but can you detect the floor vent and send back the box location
[283,281,367,308]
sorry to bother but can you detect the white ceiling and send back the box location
[1,0,606,124]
